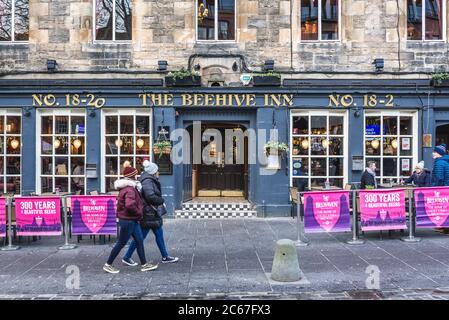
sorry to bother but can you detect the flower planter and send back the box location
[431,79,449,87]
[252,76,281,87]
[266,154,281,169]
[165,76,201,87]
[163,146,172,154]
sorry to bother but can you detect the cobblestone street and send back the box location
[2,218,449,300]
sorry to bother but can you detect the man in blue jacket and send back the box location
[432,144,449,186]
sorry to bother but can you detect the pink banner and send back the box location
[15,197,62,236]
[359,189,407,231]
[0,198,5,237]
[415,187,449,228]
[303,191,351,233]
[70,195,117,235]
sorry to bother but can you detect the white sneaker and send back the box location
[122,258,138,266]
[141,263,158,272]
[103,263,120,274]
[162,256,179,264]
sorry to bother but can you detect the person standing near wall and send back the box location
[360,161,377,189]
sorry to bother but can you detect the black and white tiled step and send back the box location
[182,202,252,211]
[175,210,257,219]
[175,202,257,219]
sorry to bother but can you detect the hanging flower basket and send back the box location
[264,141,288,170]
[153,141,172,157]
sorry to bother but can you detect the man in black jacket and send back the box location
[122,161,179,266]
[360,161,377,189]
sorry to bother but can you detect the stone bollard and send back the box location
[271,239,301,282]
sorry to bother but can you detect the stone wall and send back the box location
[0,0,448,78]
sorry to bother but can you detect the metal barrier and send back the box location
[295,191,309,246]
[58,195,77,250]
[295,187,427,246]
[1,196,19,251]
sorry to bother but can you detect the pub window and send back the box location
[0,0,29,42]
[291,111,347,190]
[102,111,152,192]
[94,0,132,41]
[364,111,418,185]
[407,0,445,40]
[38,111,86,194]
[197,0,235,41]
[0,112,21,194]
[301,0,339,41]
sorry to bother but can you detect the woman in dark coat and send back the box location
[402,161,431,187]
[122,161,179,266]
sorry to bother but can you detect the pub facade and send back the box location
[0,0,449,216]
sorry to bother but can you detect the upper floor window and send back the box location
[197,0,235,41]
[95,0,132,41]
[0,0,29,42]
[301,0,339,41]
[407,0,445,40]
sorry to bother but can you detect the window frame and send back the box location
[92,0,133,43]
[101,109,153,193]
[300,0,341,42]
[289,110,348,189]
[195,0,237,43]
[0,0,29,44]
[363,110,418,185]
[0,110,22,195]
[36,109,87,195]
[407,0,447,42]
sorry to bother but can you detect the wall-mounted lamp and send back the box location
[88,108,96,117]
[232,61,239,72]
[47,59,57,72]
[23,106,32,117]
[264,59,275,72]
[373,58,384,73]
[157,60,168,72]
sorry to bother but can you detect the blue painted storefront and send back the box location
[0,79,448,217]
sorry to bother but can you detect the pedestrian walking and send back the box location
[432,144,449,187]
[122,160,179,266]
[103,166,158,274]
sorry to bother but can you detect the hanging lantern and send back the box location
[136,138,145,149]
[391,138,398,149]
[301,139,309,149]
[371,139,380,149]
[53,139,61,149]
[321,139,329,148]
[72,138,82,150]
[115,138,123,148]
[10,138,19,150]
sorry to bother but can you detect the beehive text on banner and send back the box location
[303,191,351,233]
[359,189,407,231]
[15,197,62,236]
[71,196,117,235]
[415,187,449,228]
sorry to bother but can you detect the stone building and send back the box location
[0,0,448,217]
